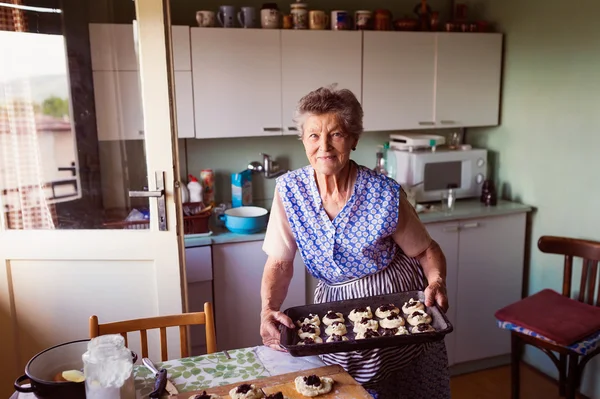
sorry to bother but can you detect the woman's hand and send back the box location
[260,308,295,351]
[424,278,449,313]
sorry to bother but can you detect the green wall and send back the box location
[467,0,600,396]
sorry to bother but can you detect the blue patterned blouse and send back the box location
[276,163,401,284]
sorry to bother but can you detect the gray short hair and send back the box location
[293,84,363,139]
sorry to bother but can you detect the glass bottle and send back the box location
[383,142,396,180]
[374,148,387,176]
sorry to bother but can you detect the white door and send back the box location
[362,32,436,131]
[435,33,503,128]
[0,1,184,396]
[191,28,283,139]
[281,31,362,135]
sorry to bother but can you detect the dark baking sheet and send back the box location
[280,290,453,357]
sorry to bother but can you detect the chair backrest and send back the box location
[538,235,600,306]
[89,302,216,361]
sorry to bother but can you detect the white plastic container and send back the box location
[187,174,203,203]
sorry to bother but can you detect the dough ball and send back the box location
[294,375,334,397]
[348,306,372,323]
[353,317,379,333]
[379,314,405,329]
[297,324,321,339]
[299,336,323,345]
[324,321,347,336]
[321,311,344,325]
[326,334,349,343]
[265,392,289,399]
[375,304,400,319]
[406,310,432,326]
[296,314,320,327]
[402,298,425,314]
[381,326,410,336]
[355,329,381,340]
[229,384,264,399]
[411,323,436,334]
[189,391,222,399]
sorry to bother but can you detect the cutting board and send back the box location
[170,364,372,399]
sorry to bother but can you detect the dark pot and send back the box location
[14,339,137,399]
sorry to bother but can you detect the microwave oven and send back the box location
[391,148,487,203]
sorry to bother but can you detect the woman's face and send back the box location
[302,113,358,176]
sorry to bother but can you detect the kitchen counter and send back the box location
[184,199,532,248]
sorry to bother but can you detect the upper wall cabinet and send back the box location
[363,32,436,131]
[281,31,362,136]
[435,33,503,128]
[191,29,283,139]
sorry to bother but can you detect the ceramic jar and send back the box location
[374,9,392,31]
[290,2,308,29]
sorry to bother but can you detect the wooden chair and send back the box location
[507,236,600,399]
[89,302,216,361]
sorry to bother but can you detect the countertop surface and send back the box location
[184,199,532,248]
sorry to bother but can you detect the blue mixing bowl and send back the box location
[219,206,268,234]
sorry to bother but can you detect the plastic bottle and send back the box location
[374,148,387,176]
[383,141,397,180]
[187,174,203,203]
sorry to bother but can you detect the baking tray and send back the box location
[279,290,453,357]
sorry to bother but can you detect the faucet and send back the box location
[247,153,288,179]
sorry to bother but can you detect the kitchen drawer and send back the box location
[185,246,212,283]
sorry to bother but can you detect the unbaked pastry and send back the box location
[375,304,400,319]
[265,392,289,399]
[296,314,320,327]
[402,298,425,314]
[324,321,347,336]
[326,334,349,343]
[297,324,321,339]
[299,336,323,345]
[381,326,410,336]
[294,375,334,397]
[406,310,432,326]
[379,314,405,329]
[355,329,381,340]
[411,323,436,334]
[353,317,379,333]
[321,311,344,325]
[189,391,222,399]
[229,384,264,399]
[348,306,373,322]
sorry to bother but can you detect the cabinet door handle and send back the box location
[461,222,480,229]
[440,120,456,125]
[418,121,435,126]
[263,127,283,132]
[287,127,298,131]
[442,226,460,233]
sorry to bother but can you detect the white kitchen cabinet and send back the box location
[281,31,362,135]
[90,24,191,71]
[435,33,503,127]
[454,214,525,364]
[174,71,196,139]
[362,32,436,131]
[212,241,306,351]
[93,71,145,141]
[185,245,214,355]
[191,29,283,139]
[425,221,460,367]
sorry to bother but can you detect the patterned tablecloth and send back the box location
[10,346,326,399]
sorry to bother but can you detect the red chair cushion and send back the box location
[495,289,600,346]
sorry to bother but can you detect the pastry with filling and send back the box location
[326,334,349,342]
[229,384,264,399]
[379,313,405,329]
[297,323,321,339]
[294,374,334,397]
[296,314,320,327]
[411,323,436,334]
[321,311,344,325]
[189,391,222,399]
[355,329,381,339]
[406,310,432,326]
[402,298,425,314]
[348,306,372,322]
[324,321,347,336]
[353,317,379,333]
[375,304,400,319]
[265,392,289,399]
[381,326,410,336]
[299,336,323,345]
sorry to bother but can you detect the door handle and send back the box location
[440,120,456,125]
[128,171,167,231]
[461,222,480,229]
[263,127,283,132]
[442,226,460,233]
[418,121,435,126]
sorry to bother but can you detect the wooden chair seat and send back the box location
[89,302,216,361]
[495,236,600,399]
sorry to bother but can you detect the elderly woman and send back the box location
[259,86,450,398]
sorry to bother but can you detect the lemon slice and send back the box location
[61,370,85,383]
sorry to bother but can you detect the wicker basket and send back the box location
[103,220,150,230]
[183,211,211,234]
